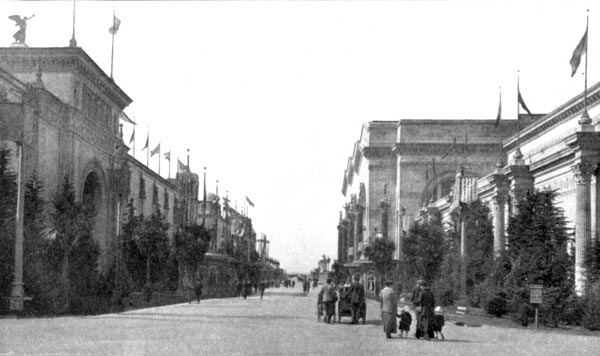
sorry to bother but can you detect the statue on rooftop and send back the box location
[8,14,34,44]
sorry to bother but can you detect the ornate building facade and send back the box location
[339,82,600,294]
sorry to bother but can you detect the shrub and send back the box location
[485,291,508,318]
[561,295,584,326]
[581,281,600,330]
[514,303,534,326]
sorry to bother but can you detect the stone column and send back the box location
[492,195,507,258]
[595,166,600,246]
[506,163,533,218]
[337,212,345,264]
[573,161,594,294]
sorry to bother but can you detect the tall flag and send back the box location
[517,87,534,118]
[150,143,161,157]
[245,196,255,207]
[128,126,135,145]
[570,24,588,77]
[142,132,149,151]
[164,150,171,178]
[109,12,121,79]
[108,15,121,34]
[177,159,188,173]
[441,137,456,159]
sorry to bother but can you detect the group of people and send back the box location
[317,275,367,325]
[382,279,440,339]
[319,276,442,340]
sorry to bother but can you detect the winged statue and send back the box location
[8,14,34,44]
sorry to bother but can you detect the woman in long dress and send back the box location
[380,280,398,338]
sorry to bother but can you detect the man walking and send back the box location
[380,280,398,339]
[344,274,365,324]
[411,279,423,338]
[318,277,337,323]
[417,281,436,340]
[194,281,203,304]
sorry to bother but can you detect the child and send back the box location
[398,306,412,338]
[431,306,445,340]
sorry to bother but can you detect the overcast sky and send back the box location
[1,0,598,272]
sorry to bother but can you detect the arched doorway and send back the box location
[82,171,107,263]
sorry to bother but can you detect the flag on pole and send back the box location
[109,15,121,35]
[495,91,502,127]
[245,196,255,207]
[177,159,188,173]
[164,151,171,161]
[518,88,534,118]
[128,127,135,145]
[142,133,149,151]
[570,25,588,77]
[118,111,135,125]
[441,137,456,159]
[150,143,160,157]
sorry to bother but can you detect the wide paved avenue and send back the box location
[1,285,600,356]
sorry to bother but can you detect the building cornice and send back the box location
[505,81,600,153]
[0,47,132,109]
[393,142,499,157]
[362,146,394,158]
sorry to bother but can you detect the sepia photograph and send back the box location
[1,0,600,355]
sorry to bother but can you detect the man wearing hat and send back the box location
[318,277,337,323]
[380,280,398,339]
[344,274,365,324]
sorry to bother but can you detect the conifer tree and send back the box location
[0,147,17,311]
[505,190,573,326]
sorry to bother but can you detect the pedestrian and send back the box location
[194,281,203,304]
[380,280,398,339]
[343,274,365,324]
[398,306,412,338]
[411,279,424,338]
[417,281,436,340]
[259,280,266,300]
[318,277,337,323]
[243,279,250,299]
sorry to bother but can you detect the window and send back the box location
[139,176,146,199]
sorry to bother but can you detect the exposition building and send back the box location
[0,46,263,309]
[339,82,600,295]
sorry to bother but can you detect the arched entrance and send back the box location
[82,171,108,264]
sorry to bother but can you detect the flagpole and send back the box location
[581,10,591,124]
[158,143,161,176]
[498,86,503,167]
[110,8,115,79]
[202,167,207,226]
[168,147,171,179]
[146,131,149,167]
[69,0,77,47]
[515,70,523,160]
[132,125,136,159]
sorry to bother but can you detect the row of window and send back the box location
[138,175,170,210]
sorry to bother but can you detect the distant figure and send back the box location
[343,274,365,324]
[398,306,412,338]
[417,282,436,340]
[259,280,266,300]
[194,282,203,304]
[411,279,424,338]
[380,280,397,339]
[8,15,34,44]
[318,277,337,323]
